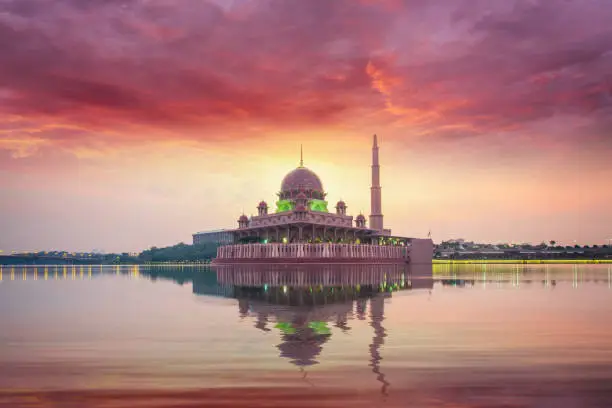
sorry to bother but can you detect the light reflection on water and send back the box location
[0,263,611,407]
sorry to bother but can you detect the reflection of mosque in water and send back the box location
[6,263,612,392]
[212,263,433,393]
[0,263,429,395]
[133,263,432,392]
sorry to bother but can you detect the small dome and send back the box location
[238,214,249,222]
[296,191,308,200]
[356,214,366,221]
[258,201,268,207]
[336,200,346,207]
[281,167,324,193]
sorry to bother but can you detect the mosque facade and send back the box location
[194,135,433,264]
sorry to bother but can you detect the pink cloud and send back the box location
[1,0,611,249]
[0,0,609,154]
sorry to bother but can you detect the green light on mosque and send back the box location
[275,198,328,213]
[308,321,331,335]
[309,199,328,212]
[275,199,294,213]
[275,322,330,335]
[275,322,296,334]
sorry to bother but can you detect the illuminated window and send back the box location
[276,199,294,213]
[309,199,328,212]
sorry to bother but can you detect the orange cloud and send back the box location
[1,0,612,250]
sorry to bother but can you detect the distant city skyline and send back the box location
[1,0,611,252]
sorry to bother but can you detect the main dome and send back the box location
[280,166,324,193]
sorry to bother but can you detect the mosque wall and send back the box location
[407,239,434,265]
[214,243,414,263]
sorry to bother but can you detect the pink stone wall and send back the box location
[407,238,434,264]
[213,241,433,265]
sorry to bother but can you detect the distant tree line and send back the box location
[1,242,219,265]
[139,242,218,263]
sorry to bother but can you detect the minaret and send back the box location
[370,134,384,232]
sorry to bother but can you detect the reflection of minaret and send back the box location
[369,295,390,395]
[370,134,384,232]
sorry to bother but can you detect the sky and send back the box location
[1,0,611,252]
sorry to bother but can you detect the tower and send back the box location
[257,201,268,216]
[369,134,384,232]
[238,214,249,229]
[335,200,347,216]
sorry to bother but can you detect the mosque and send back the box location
[194,135,433,264]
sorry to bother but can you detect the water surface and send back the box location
[1,263,611,407]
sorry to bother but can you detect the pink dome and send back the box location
[280,167,324,193]
[336,200,346,207]
[356,214,366,221]
[258,201,268,207]
[238,214,249,222]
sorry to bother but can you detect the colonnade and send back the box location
[216,243,407,261]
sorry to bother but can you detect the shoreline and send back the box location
[1,259,611,267]
[433,259,612,264]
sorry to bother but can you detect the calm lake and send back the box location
[1,263,611,407]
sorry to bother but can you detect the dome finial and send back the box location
[299,144,304,167]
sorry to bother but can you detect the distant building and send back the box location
[193,229,235,246]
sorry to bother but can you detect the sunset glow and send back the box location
[1,0,611,252]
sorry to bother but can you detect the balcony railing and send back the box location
[215,243,409,262]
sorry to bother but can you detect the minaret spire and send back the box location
[299,144,304,167]
[370,134,384,232]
